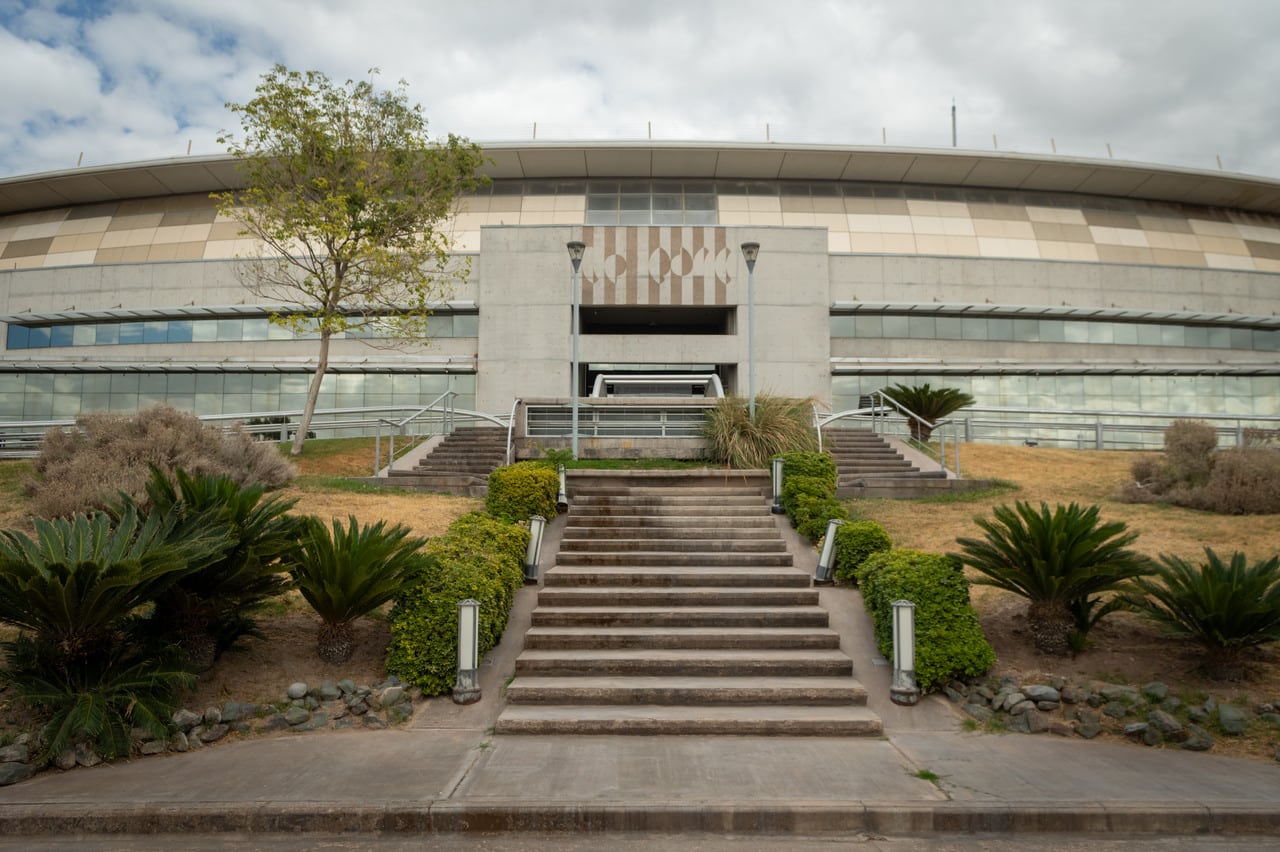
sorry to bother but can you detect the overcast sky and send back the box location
[2,0,1278,181]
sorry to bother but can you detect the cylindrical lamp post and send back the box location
[770,456,785,514]
[524,515,546,584]
[890,600,921,706]
[566,241,586,459]
[740,242,760,421]
[556,464,569,513]
[452,598,481,704]
[814,517,845,584]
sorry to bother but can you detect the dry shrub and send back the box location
[27,404,294,518]
[702,395,819,469]
[1191,448,1280,515]
[1163,419,1218,486]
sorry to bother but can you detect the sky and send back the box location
[2,0,1279,181]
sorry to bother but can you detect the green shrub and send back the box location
[27,405,294,518]
[858,549,995,692]
[485,461,558,522]
[385,512,527,695]
[703,395,819,469]
[833,521,892,584]
[780,451,836,483]
[781,474,833,516]
[793,494,848,541]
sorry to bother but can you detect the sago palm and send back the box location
[1121,548,1280,681]
[953,501,1152,655]
[882,383,975,442]
[290,516,427,663]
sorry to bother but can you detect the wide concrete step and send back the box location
[572,487,766,498]
[505,675,865,705]
[543,566,808,588]
[563,516,776,530]
[514,649,854,678]
[536,587,817,607]
[530,606,830,628]
[563,526,780,539]
[558,538,788,554]
[381,472,486,486]
[574,495,766,506]
[522,626,841,650]
[570,505,769,517]
[554,552,794,567]
[494,704,884,736]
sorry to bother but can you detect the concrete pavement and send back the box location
[1,513,1279,841]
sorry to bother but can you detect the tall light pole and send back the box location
[741,241,761,421]
[566,240,586,458]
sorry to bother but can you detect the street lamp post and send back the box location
[740,242,760,421]
[566,241,586,458]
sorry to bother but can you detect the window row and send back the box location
[829,313,1279,352]
[5,313,479,350]
[0,371,476,420]
[585,181,718,226]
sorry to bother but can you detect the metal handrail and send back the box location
[378,391,456,473]
[818,390,957,476]
[505,397,521,466]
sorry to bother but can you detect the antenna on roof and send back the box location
[951,98,956,147]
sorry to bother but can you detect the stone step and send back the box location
[530,606,830,628]
[553,551,794,567]
[569,505,770,517]
[514,649,854,678]
[572,487,766,498]
[573,494,766,506]
[380,472,486,487]
[505,675,865,705]
[493,704,884,736]
[536,587,817,607]
[558,538,788,554]
[562,526,780,539]
[543,565,809,588]
[522,626,841,650]
[563,515,776,529]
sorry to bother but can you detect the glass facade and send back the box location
[584,181,718,226]
[830,313,1279,352]
[5,313,479,351]
[0,372,476,420]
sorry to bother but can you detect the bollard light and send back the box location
[770,456,785,514]
[890,599,921,706]
[556,464,569,513]
[814,518,845,584]
[452,598,481,705]
[524,515,546,584]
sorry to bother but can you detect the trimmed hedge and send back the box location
[780,451,836,483]
[780,461,848,542]
[833,520,892,584]
[857,549,995,692]
[485,461,559,522]
[385,512,527,695]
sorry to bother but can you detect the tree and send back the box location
[881,383,975,442]
[215,65,485,455]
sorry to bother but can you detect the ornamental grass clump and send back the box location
[1121,548,1280,681]
[703,395,818,469]
[952,501,1153,656]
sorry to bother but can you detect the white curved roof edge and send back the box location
[830,301,1280,328]
[3,141,1280,216]
[0,356,478,372]
[829,357,1280,375]
[0,301,478,325]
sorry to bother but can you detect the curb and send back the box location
[2,800,1278,837]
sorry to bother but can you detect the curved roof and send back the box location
[3,141,1280,216]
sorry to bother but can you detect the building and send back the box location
[0,142,1277,448]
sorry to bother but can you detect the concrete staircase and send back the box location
[495,474,883,736]
[824,428,949,499]
[383,426,506,496]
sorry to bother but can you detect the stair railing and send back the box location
[816,391,959,477]
[375,391,456,474]
[505,397,521,466]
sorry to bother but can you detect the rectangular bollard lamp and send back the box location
[814,518,845,584]
[556,464,569,513]
[524,515,546,584]
[890,599,921,706]
[452,598,481,705]
[770,457,785,514]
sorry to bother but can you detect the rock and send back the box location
[0,743,30,764]
[199,724,229,744]
[257,714,290,733]
[1102,701,1129,719]
[1259,713,1280,726]
[1002,692,1026,712]
[1123,722,1150,738]
[1086,693,1103,708]
[139,740,166,756]
[296,712,330,732]
[962,703,993,723]
[1161,696,1183,712]
[1141,682,1169,702]
[1255,702,1276,715]
[947,680,969,698]
[187,731,204,750]
[1062,705,1078,721]
[1204,696,1218,714]
[1143,727,1162,747]
[1148,709,1184,736]
[386,702,413,725]
[1025,709,1051,734]
[334,717,358,730]
[1007,713,1031,734]
[1188,705,1210,724]
[942,686,965,704]
[347,699,369,716]
[1182,724,1214,752]
[1217,704,1250,735]
[338,678,357,695]
[220,701,257,723]
[173,732,189,753]
[231,721,252,735]
[1099,684,1139,703]
[283,706,311,726]
[287,682,308,700]
[362,714,388,730]
[1275,745,1280,763]
[172,708,202,730]
[1077,710,1103,740]
[1009,699,1035,716]
[1023,685,1061,703]
[973,684,995,702]
[54,749,77,771]
[203,706,222,725]
[318,682,341,701]
[1035,700,1060,712]
[1049,721,1075,737]
[74,743,101,767]
[305,696,320,710]
[0,762,36,786]
[1060,685,1086,704]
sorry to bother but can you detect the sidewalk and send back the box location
[1,514,1278,839]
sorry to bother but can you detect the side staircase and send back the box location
[383,426,506,497]
[824,427,949,499]
[495,473,883,736]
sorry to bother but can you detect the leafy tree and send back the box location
[881,383,975,441]
[952,501,1152,655]
[215,65,486,455]
[1121,549,1280,681]
[289,516,428,663]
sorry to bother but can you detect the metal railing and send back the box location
[956,406,1279,451]
[375,391,456,474]
[525,402,714,439]
[818,390,961,476]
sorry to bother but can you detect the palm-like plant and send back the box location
[953,502,1152,655]
[882,383,975,441]
[1121,549,1280,681]
[289,516,428,663]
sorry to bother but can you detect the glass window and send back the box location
[1012,320,1039,342]
[242,318,269,339]
[6,325,28,349]
[453,314,479,337]
[908,316,936,338]
[961,317,988,341]
[26,326,50,348]
[882,315,909,337]
[118,322,144,345]
[216,318,243,341]
[1111,323,1137,345]
[1229,328,1253,349]
[1039,320,1065,343]
[49,325,75,347]
[829,315,855,337]
[1063,321,1091,344]
[1160,325,1185,347]
[987,318,1012,340]
[1087,322,1113,344]
[1183,326,1209,348]
[72,324,96,346]
[935,317,963,340]
[142,321,167,344]
[854,315,884,338]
